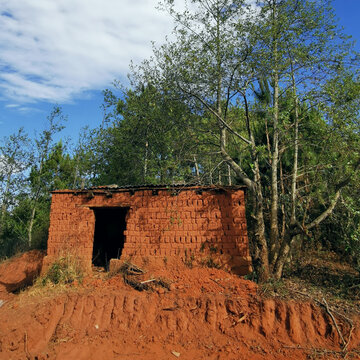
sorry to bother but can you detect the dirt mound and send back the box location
[0,264,359,360]
[1,272,358,359]
[0,250,45,297]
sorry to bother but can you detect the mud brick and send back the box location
[48,186,249,275]
[222,243,236,249]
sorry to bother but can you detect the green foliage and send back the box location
[0,0,359,281]
[258,279,289,298]
[129,0,360,280]
[40,255,84,286]
[184,250,195,268]
[0,107,80,259]
[87,85,218,186]
[319,192,360,266]
[201,256,221,269]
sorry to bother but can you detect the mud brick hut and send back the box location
[43,185,252,275]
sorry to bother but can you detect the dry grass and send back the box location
[261,249,360,317]
[18,254,84,301]
[40,254,84,286]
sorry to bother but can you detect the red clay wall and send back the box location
[43,187,251,274]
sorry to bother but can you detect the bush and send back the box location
[40,255,83,285]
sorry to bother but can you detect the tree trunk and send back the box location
[28,206,36,248]
[279,159,286,242]
[273,233,294,279]
[194,155,200,181]
[244,93,270,280]
[269,2,280,266]
[253,163,270,281]
[290,60,299,224]
[227,164,232,186]
[144,140,149,181]
[274,190,342,278]
[0,174,11,238]
[273,60,301,278]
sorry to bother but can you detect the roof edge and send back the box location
[51,184,247,194]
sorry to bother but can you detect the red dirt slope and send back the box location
[0,254,359,360]
[0,250,44,299]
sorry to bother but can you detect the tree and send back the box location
[27,107,67,247]
[0,128,32,243]
[249,0,359,278]
[89,85,218,186]
[132,0,360,280]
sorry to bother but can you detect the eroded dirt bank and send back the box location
[0,250,45,298]
[0,256,359,360]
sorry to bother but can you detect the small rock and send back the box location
[95,324,99,329]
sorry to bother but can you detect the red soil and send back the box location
[0,253,359,360]
[0,250,45,299]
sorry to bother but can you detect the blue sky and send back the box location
[0,0,359,145]
[0,0,175,143]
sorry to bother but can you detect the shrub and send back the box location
[40,255,83,285]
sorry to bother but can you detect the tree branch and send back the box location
[177,82,252,145]
[219,147,255,190]
[301,158,360,233]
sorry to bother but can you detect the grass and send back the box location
[256,249,360,317]
[13,254,83,298]
[17,255,84,300]
[184,252,195,268]
[201,256,221,269]
[40,255,84,286]
[284,249,360,302]
[258,278,290,299]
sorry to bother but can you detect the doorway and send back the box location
[92,207,129,269]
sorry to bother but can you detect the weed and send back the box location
[244,271,258,283]
[201,256,221,269]
[39,255,84,286]
[258,279,289,298]
[184,252,195,268]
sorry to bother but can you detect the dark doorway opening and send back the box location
[92,207,129,270]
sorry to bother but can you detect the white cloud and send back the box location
[17,106,43,113]
[0,0,174,103]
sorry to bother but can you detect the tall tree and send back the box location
[27,107,66,247]
[132,0,359,280]
[0,128,31,240]
[90,85,217,186]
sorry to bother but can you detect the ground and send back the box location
[0,250,359,360]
